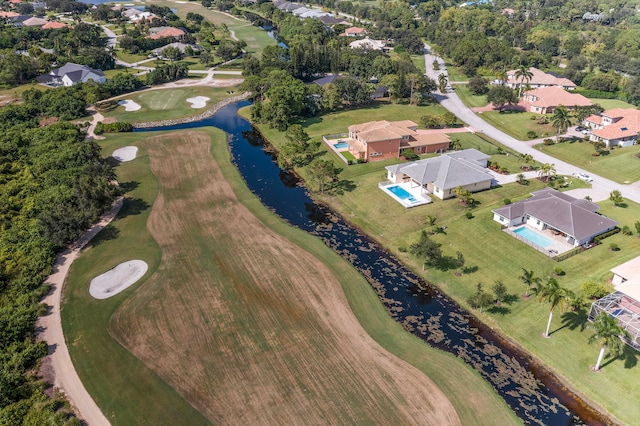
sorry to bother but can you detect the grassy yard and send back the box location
[481,110,557,140]
[63,128,517,425]
[0,82,47,101]
[247,102,640,424]
[588,98,638,110]
[453,83,488,108]
[536,139,640,183]
[101,85,240,123]
[411,54,426,74]
[116,52,148,65]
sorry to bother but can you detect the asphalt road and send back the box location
[423,44,640,204]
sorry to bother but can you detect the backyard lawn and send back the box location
[481,110,557,140]
[588,98,638,110]
[536,139,640,183]
[102,86,240,123]
[452,83,488,108]
[411,54,426,74]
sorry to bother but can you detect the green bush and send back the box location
[622,225,633,236]
[503,198,511,205]
[465,211,474,219]
[543,138,554,145]
[95,121,133,135]
[526,130,538,139]
[581,281,610,299]
[609,242,620,251]
[553,266,564,276]
[594,227,621,243]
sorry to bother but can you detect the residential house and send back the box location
[611,256,640,286]
[318,15,350,26]
[340,27,367,37]
[584,108,640,148]
[344,120,450,161]
[21,16,46,26]
[147,26,187,40]
[505,67,576,91]
[349,38,386,51]
[385,148,492,200]
[312,74,341,87]
[151,42,201,58]
[0,11,20,18]
[523,86,592,114]
[122,7,145,18]
[42,21,68,29]
[492,188,617,246]
[37,63,106,87]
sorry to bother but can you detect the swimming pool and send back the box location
[333,142,349,149]
[513,227,552,248]
[387,185,418,202]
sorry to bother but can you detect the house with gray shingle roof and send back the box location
[385,148,493,200]
[492,188,617,247]
[36,62,106,87]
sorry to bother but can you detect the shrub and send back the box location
[94,121,133,135]
[609,242,620,251]
[553,266,564,276]
[622,225,633,236]
[400,148,419,160]
[503,198,511,205]
[581,281,610,299]
[526,130,538,139]
[465,211,474,219]
[594,227,621,243]
[543,138,554,145]
[398,246,407,252]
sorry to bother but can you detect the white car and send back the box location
[577,173,593,182]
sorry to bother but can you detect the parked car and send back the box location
[582,129,590,135]
[575,126,584,131]
[577,172,593,182]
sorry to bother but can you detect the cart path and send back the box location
[37,198,124,426]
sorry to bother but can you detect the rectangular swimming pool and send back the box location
[333,142,349,149]
[513,227,552,248]
[387,185,413,200]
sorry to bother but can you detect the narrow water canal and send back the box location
[136,101,610,425]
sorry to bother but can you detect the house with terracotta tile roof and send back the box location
[342,120,450,161]
[506,67,576,90]
[523,86,592,114]
[147,26,186,40]
[0,11,19,17]
[42,21,68,29]
[584,108,640,148]
[384,148,492,200]
[340,26,367,37]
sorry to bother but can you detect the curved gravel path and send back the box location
[37,198,123,426]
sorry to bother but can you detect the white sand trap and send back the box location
[118,99,142,112]
[89,260,148,299]
[112,146,138,162]
[186,96,210,109]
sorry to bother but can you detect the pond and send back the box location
[135,101,610,425]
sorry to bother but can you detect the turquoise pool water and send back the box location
[334,142,349,149]
[387,185,418,202]
[513,227,552,248]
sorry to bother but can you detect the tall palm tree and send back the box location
[551,105,572,142]
[520,153,534,170]
[495,67,507,86]
[532,277,574,338]
[588,311,631,371]
[438,73,448,93]
[514,65,533,98]
[518,268,540,297]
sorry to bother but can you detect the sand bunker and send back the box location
[90,260,148,299]
[186,96,210,109]
[118,99,142,111]
[112,146,138,162]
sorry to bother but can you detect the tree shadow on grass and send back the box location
[558,308,588,335]
[118,197,150,218]
[329,179,356,195]
[488,305,511,315]
[502,293,519,305]
[118,181,139,194]
[462,265,479,274]
[87,224,120,248]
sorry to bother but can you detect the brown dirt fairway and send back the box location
[110,131,461,425]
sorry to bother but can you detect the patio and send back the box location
[378,181,432,208]
[503,224,576,257]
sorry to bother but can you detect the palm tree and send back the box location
[537,163,556,183]
[438,73,448,93]
[514,65,533,98]
[518,268,540,297]
[588,311,630,371]
[495,67,507,86]
[551,105,572,142]
[520,153,534,170]
[532,277,574,338]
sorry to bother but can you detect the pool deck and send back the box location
[504,224,575,256]
[379,181,432,208]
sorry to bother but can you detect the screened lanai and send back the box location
[588,292,640,351]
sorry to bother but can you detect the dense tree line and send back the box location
[0,96,118,423]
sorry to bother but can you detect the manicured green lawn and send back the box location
[63,128,518,426]
[454,132,540,173]
[453,83,488,108]
[588,98,638,110]
[443,63,469,82]
[536,139,640,183]
[102,86,239,123]
[116,52,148,65]
[481,110,557,140]
[0,82,48,100]
[411,54,426,74]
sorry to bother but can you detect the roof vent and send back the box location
[621,127,628,131]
